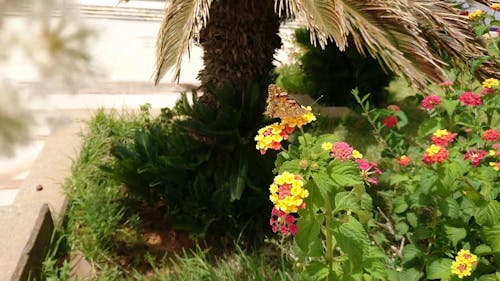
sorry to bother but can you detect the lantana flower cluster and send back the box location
[422,129,456,165]
[451,249,478,279]
[255,108,316,155]
[269,172,309,236]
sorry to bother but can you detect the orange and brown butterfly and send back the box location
[265,84,309,119]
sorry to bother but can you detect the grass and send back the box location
[36,109,294,281]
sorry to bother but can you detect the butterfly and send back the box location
[265,84,309,119]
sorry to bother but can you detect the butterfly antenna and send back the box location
[312,94,324,106]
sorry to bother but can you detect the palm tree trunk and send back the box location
[198,0,281,94]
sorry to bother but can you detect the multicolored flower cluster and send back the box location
[255,122,294,155]
[397,155,411,167]
[281,108,317,128]
[451,249,477,279]
[269,172,309,236]
[464,149,488,167]
[422,144,449,164]
[431,129,457,147]
[269,172,309,214]
[422,95,441,110]
[459,92,482,107]
[482,129,499,142]
[269,207,298,236]
[256,108,316,155]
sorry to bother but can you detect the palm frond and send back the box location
[411,1,498,77]
[154,0,212,85]
[277,0,349,49]
[340,0,447,86]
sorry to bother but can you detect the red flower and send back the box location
[422,95,441,110]
[464,149,488,167]
[482,88,495,95]
[383,115,398,128]
[482,129,500,142]
[397,155,411,167]
[459,92,482,107]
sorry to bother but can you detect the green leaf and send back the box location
[474,244,492,255]
[389,174,410,186]
[474,200,500,227]
[327,160,363,187]
[480,224,500,252]
[443,225,467,247]
[331,216,370,268]
[277,159,303,174]
[413,226,433,240]
[311,170,336,197]
[478,274,500,281]
[441,99,458,117]
[301,261,329,281]
[417,118,443,138]
[296,213,323,257]
[387,268,423,281]
[393,196,408,214]
[439,197,461,219]
[426,258,453,280]
[230,154,248,201]
[334,191,358,213]
[402,244,423,263]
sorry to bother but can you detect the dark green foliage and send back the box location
[108,81,277,244]
[282,28,394,106]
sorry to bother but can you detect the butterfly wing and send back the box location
[265,84,308,118]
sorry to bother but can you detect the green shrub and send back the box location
[276,28,394,106]
[107,81,277,244]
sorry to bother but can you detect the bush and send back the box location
[107,81,277,244]
[276,28,394,106]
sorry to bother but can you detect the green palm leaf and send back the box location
[154,0,212,85]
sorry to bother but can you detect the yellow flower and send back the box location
[269,172,308,214]
[451,260,473,279]
[490,162,500,171]
[426,144,442,157]
[456,249,478,266]
[281,107,316,128]
[491,3,500,11]
[322,142,333,151]
[482,78,499,89]
[468,9,485,20]
[433,129,449,138]
[352,149,363,159]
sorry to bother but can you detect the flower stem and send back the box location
[324,195,334,280]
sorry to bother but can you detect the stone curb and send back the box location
[0,110,88,281]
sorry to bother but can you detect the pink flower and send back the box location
[386,105,400,111]
[482,129,500,142]
[482,88,495,95]
[270,207,298,236]
[459,92,482,107]
[422,95,441,110]
[464,149,488,167]
[383,115,398,128]
[397,155,411,167]
[330,142,353,162]
[356,159,382,185]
